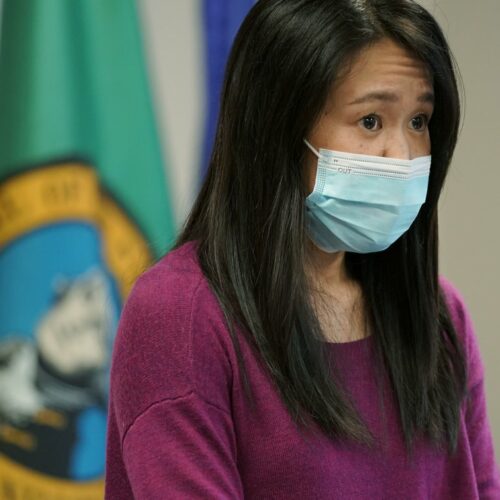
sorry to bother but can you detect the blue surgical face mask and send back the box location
[304,139,431,253]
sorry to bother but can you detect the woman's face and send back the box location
[305,37,435,194]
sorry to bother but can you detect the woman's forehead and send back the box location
[330,38,433,106]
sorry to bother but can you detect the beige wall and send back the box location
[419,0,500,455]
[140,0,500,455]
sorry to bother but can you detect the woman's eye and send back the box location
[361,115,380,131]
[410,115,429,131]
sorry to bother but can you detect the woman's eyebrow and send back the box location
[348,90,435,105]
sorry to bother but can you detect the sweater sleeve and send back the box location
[441,277,500,498]
[122,391,244,499]
[105,254,245,499]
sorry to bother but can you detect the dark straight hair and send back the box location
[176,0,467,455]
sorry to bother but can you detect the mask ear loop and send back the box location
[303,138,320,158]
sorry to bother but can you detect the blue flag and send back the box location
[200,0,255,179]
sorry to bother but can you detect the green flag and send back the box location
[0,0,175,496]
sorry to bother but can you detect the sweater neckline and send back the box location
[322,333,374,349]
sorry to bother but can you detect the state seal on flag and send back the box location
[0,160,153,499]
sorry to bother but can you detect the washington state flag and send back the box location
[0,0,175,497]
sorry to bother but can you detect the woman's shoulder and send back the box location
[439,275,484,389]
[136,239,204,294]
[439,275,477,348]
[110,241,235,434]
[115,239,230,359]
[123,240,222,317]
[439,275,470,330]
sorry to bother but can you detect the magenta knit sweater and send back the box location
[105,241,500,499]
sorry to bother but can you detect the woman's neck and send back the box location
[306,239,370,343]
[305,238,350,289]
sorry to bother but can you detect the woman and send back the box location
[105,0,500,498]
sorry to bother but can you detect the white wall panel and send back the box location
[138,0,203,226]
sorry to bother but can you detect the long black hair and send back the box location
[176,0,467,455]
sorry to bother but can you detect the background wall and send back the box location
[138,0,500,454]
[419,0,500,454]
[139,0,203,226]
